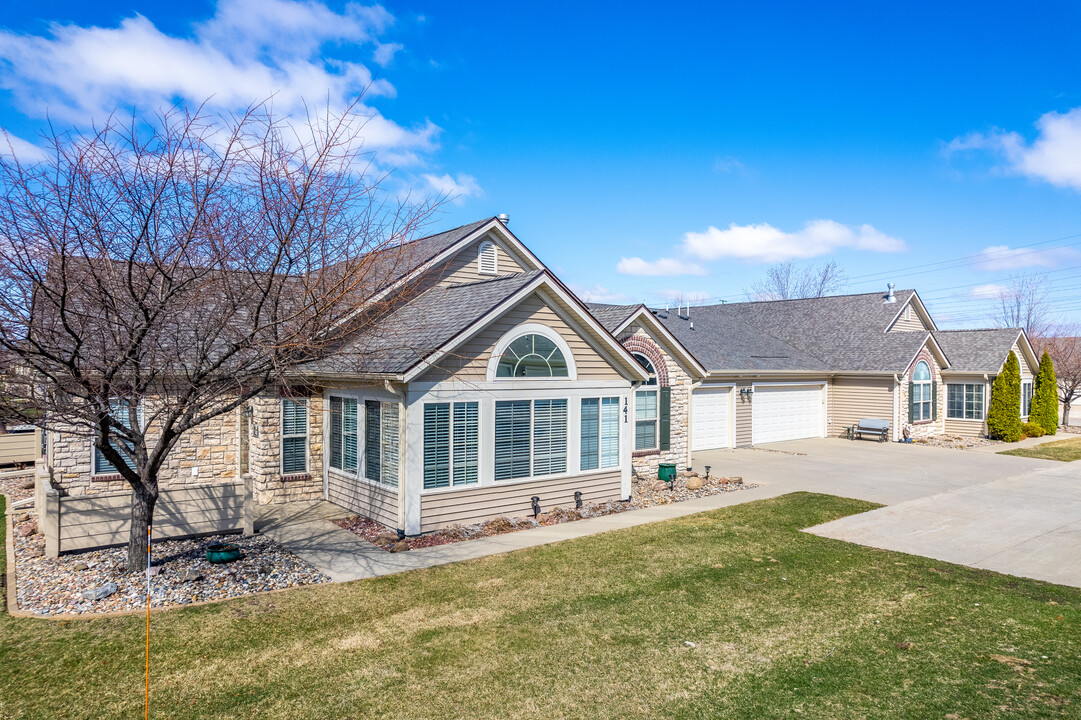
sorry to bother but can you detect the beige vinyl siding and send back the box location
[1014,341,1036,380]
[0,428,41,465]
[436,236,525,287]
[53,482,245,553]
[889,303,928,332]
[327,473,398,529]
[420,293,623,383]
[735,382,752,446]
[419,469,621,533]
[829,376,895,437]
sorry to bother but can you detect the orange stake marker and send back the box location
[145,523,152,720]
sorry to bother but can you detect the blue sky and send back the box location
[3,1,1081,329]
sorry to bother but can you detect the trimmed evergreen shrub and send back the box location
[1030,349,1059,435]
[988,351,1022,442]
[1021,421,1046,438]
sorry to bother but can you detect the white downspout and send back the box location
[385,380,408,536]
[893,374,901,442]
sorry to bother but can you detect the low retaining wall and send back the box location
[39,477,254,557]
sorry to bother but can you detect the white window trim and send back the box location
[485,322,578,381]
[422,401,480,489]
[410,385,630,496]
[911,362,933,422]
[946,382,985,421]
[327,395,359,474]
[493,398,569,483]
[1021,380,1033,418]
[580,396,621,471]
[280,397,310,475]
[321,388,401,493]
[477,240,498,275]
[91,400,145,477]
[634,388,659,451]
[363,399,401,488]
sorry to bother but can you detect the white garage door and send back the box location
[752,384,824,445]
[692,387,732,451]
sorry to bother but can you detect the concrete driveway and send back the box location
[693,437,1081,587]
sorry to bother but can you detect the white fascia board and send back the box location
[533,285,650,381]
[884,291,939,333]
[401,274,650,384]
[903,332,950,373]
[613,307,709,379]
[1014,329,1040,370]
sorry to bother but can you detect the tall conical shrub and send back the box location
[1030,349,1059,435]
[988,350,1022,442]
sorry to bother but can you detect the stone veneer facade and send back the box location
[899,347,947,439]
[40,388,324,505]
[621,325,692,480]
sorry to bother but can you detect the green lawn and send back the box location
[2,492,1080,719]
[999,436,1081,462]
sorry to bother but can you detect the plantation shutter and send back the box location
[659,387,671,451]
[381,402,400,487]
[364,400,381,482]
[533,399,568,476]
[329,397,343,470]
[452,402,479,485]
[580,398,599,471]
[343,399,358,471]
[424,403,450,489]
[600,397,620,468]
[495,400,531,480]
[932,381,938,421]
[908,382,915,423]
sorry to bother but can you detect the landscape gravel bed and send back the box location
[913,434,1000,450]
[0,471,36,503]
[334,473,758,552]
[8,510,330,616]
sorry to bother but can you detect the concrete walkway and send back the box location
[258,486,781,583]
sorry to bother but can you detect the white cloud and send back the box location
[0,129,47,161]
[681,220,906,263]
[568,284,629,303]
[713,155,746,173]
[969,283,1008,300]
[654,289,713,305]
[373,42,403,66]
[616,257,707,277]
[0,1,437,156]
[974,244,1079,271]
[948,108,1081,191]
[420,173,483,204]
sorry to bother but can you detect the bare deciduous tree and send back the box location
[0,102,441,571]
[1041,333,1081,426]
[746,260,846,301]
[993,273,1056,341]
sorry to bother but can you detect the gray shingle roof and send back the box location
[585,303,642,333]
[653,290,931,373]
[303,270,543,375]
[934,329,1022,373]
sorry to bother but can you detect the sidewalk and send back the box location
[259,486,782,583]
[966,430,1080,454]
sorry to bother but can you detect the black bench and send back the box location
[854,418,890,442]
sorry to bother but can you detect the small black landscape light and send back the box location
[705,465,712,479]
[574,491,583,509]
[397,528,405,541]
[531,496,541,518]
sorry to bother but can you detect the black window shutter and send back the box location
[908,381,914,423]
[659,387,671,451]
[932,381,938,421]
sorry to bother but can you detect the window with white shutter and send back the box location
[478,240,498,275]
[495,400,532,480]
[363,399,399,486]
[424,401,479,489]
[581,397,620,471]
[533,399,567,476]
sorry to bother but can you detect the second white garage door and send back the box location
[751,384,825,445]
[691,387,732,451]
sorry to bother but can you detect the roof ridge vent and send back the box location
[884,283,896,303]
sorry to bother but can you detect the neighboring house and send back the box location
[934,329,1039,438]
[590,285,1037,455]
[40,217,648,537]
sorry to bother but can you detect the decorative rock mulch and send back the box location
[0,471,36,504]
[333,472,758,552]
[913,434,1000,450]
[8,510,330,617]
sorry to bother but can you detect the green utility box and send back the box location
[658,463,677,482]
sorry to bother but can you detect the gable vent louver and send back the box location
[478,241,498,275]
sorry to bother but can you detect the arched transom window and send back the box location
[911,360,933,421]
[632,352,658,386]
[496,334,569,377]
